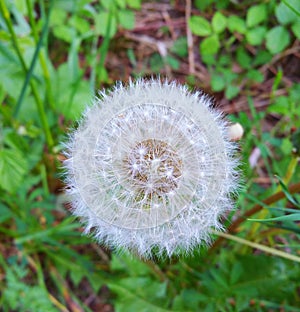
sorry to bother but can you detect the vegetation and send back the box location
[0,0,300,311]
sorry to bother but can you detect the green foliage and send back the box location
[187,0,299,100]
[1,259,58,312]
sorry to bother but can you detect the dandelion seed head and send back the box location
[64,79,239,258]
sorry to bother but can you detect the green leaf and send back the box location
[0,203,13,223]
[246,26,267,46]
[253,50,272,66]
[3,264,57,312]
[173,289,207,309]
[246,69,264,83]
[126,0,141,9]
[228,15,246,34]
[170,37,188,57]
[229,262,243,285]
[116,0,126,9]
[250,214,300,222]
[266,26,290,54]
[276,2,298,24]
[189,16,212,36]
[236,47,252,69]
[110,253,151,276]
[165,55,179,70]
[54,64,91,120]
[95,11,117,38]
[276,175,300,208]
[292,22,300,39]
[280,138,293,155]
[246,4,267,28]
[49,8,67,26]
[69,16,90,35]
[212,12,227,34]
[200,35,220,55]
[267,96,290,114]
[0,148,28,193]
[225,85,240,100]
[53,25,76,43]
[118,9,135,30]
[109,279,170,312]
[211,73,225,91]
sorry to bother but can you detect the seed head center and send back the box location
[125,139,182,196]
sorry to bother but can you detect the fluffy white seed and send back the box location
[63,79,239,258]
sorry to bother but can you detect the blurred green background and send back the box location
[0,0,300,311]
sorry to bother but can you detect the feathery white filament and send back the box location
[64,79,238,258]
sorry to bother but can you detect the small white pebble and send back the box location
[228,123,244,141]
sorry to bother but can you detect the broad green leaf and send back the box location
[246,26,267,46]
[49,8,67,26]
[170,37,188,57]
[276,2,298,24]
[118,9,135,29]
[54,64,91,120]
[212,12,227,34]
[225,85,239,100]
[100,0,115,9]
[116,0,126,8]
[236,47,252,69]
[292,22,300,39]
[211,73,225,91]
[200,35,220,55]
[0,148,28,193]
[246,4,267,27]
[95,11,117,38]
[189,16,212,36]
[253,50,272,66]
[266,26,290,54]
[229,261,243,285]
[0,203,13,223]
[246,69,264,83]
[228,15,246,34]
[165,55,180,69]
[126,0,141,9]
[282,0,300,17]
[69,16,90,35]
[52,25,76,43]
[267,96,290,114]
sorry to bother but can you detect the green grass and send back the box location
[0,0,300,311]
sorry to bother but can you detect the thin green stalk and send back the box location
[213,230,300,263]
[97,3,114,83]
[0,0,54,148]
[14,12,50,117]
[89,36,98,93]
[40,163,50,196]
[25,0,54,109]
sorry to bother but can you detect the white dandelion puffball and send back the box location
[64,79,238,258]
